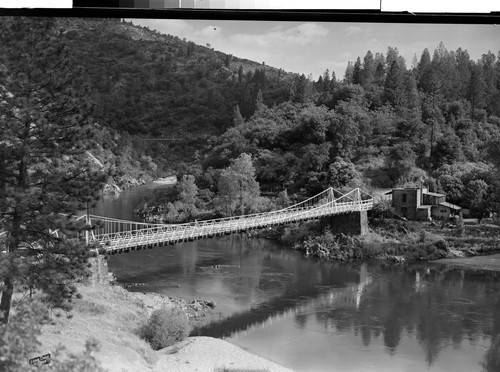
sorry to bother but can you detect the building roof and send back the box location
[438,202,461,210]
[417,205,433,210]
[423,191,446,197]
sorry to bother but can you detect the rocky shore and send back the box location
[129,290,220,328]
[102,175,154,195]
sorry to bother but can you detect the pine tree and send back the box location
[233,105,245,126]
[383,61,404,106]
[352,57,362,85]
[480,51,497,114]
[361,50,375,86]
[0,18,107,323]
[224,54,231,68]
[467,62,486,120]
[323,69,331,85]
[417,48,436,93]
[238,65,243,82]
[344,61,354,84]
[373,62,385,86]
[456,48,472,98]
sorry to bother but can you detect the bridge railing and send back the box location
[1,188,373,253]
[91,194,373,247]
[91,187,371,238]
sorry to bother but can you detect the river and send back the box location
[97,184,500,372]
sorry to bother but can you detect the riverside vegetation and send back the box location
[279,212,500,263]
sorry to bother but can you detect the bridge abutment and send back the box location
[322,211,368,236]
[88,255,114,285]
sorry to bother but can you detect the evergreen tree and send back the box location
[400,73,420,116]
[430,42,460,100]
[224,54,231,68]
[373,62,385,86]
[344,61,354,84]
[361,50,375,86]
[0,18,106,323]
[233,105,245,126]
[456,48,472,98]
[323,69,331,85]
[480,51,497,114]
[238,65,243,82]
[386,46,406,71]
[417,48,436,93]
[329,69,337,84]
[383,61,404,106]
[467,62,486,120]
[352,57,362,85]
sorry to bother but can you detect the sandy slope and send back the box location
[155,337,294,372]
[37,284,293,372]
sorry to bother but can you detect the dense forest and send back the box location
[55,18,500,219]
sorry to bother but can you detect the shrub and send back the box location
[1,300,105,372]
[38,338,106,372]
[0,300,48,371]
[140,307,189,350]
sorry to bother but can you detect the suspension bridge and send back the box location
[82,188,373,255]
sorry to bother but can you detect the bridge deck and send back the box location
[87,188,373,254]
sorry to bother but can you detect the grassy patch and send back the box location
[73,299,107,315]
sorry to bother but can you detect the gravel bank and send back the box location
[155,336,294,372]
[433,253,500,272]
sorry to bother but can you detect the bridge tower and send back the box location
[322,188,369,236]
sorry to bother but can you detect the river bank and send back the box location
[275,217,500,263]
[433,253,500,272]
[37,283,293,372]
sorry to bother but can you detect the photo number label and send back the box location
[28,353,51,365]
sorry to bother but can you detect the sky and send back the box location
[130,19,500,80]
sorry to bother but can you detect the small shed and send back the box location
[432,201,461,219]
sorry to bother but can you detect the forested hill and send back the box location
[55,18,500,216]
[191,43,500,217]
[56,18,300,170]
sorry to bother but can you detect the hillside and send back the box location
[56,18,298,171]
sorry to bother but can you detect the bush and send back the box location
[38,338,106,372]
[0,300,48,372]
[140,307,189,350]
[1,300,105,372]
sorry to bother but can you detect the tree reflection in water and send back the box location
[307,262,500,370]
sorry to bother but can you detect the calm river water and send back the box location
[98,184,500,372]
